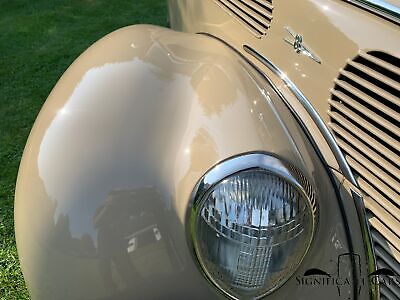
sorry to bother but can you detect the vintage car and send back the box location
[15,0,399,299]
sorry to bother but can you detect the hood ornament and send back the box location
[284,26,321,64]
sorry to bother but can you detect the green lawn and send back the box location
[0,1,167,298]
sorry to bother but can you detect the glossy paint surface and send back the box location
[168,0,399,121]
[167,7,399,298]
[15,25,358,299]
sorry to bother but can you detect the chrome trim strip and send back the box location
[351,188,380,300]
[197,32,377,299]
[243,45,358,187]
[186,152,317,300]
[198,33,354,184]
[343,0,400,23]
[242,44,378,300]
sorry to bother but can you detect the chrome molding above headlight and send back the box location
[186,153,318,299]
[240,45,379,300]
[242,44,358,188]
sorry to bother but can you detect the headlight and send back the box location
[187,153,317,299]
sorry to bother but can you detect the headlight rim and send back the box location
[186,151,318,300]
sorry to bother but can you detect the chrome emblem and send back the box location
[284,26,321,64]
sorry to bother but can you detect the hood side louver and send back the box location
[214,0,273,38]
[328,50,400,299]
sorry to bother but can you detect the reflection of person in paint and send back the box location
[93,192,139,292]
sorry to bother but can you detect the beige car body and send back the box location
[15,1,399,299]
[169,1,399,298]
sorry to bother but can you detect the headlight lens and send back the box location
[189,154,317,299]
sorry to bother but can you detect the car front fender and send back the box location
[15,25,351,299]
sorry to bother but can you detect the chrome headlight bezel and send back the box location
[186,152,318,299]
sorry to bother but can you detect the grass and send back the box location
[0,1,167,298]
